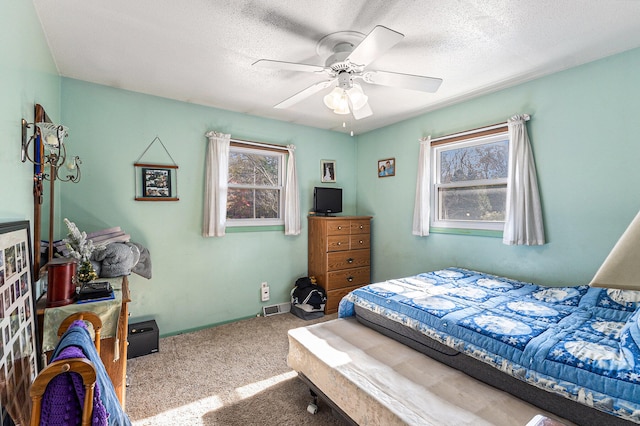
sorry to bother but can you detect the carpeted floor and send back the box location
[126,312,570,426]
[125,312,346,425]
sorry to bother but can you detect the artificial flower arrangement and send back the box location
[62,218,105,283]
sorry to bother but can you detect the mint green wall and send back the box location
[357,47,640,287]
[0,0,60,227]
[59,79,355,335]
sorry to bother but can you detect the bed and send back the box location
[337,267,640,425]
[288,316,566,425]
[288,267,640,425]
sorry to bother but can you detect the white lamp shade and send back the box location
[324,83,369,116]
[37,122,67,150]
[333,99,350,115]
[590,210,640,290]
[347,84,369,111]
[323,87,344,110]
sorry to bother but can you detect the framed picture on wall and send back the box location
[321,160,336,183]
[0,220,39,426]
[378,158,396,177]
[142,167,172,197]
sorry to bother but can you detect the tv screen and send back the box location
[313,187,342,215]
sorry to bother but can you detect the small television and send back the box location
[313,187,342,216]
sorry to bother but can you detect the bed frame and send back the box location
[288,317,575,425]
[297,373,358,426]
[354,305,635,426]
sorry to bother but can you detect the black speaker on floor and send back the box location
[128,320,159,359]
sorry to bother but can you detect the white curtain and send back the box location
[412,136,431,236]
[203,131,230,237]
[284,144,301,235]
[503,114,545,245]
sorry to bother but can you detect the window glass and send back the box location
[439,140,508,183]
[227,146,284,226]
[432,133,509,231]
[438,184,507,222]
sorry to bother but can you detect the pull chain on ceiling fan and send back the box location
[253,25,443,120]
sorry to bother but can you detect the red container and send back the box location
[47,258,77,307]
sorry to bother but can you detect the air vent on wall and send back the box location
[262,303,291,317]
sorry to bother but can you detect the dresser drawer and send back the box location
[327,235,350,252]
[350,234,370,250]
[350,220,370,235]
[327,220,351,236]
[325,285,363,313]
[326,267,370,290]
[327,249,370,271]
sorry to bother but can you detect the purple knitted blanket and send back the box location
[39,321,108,426]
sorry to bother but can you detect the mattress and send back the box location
[287,317,566,425]
[338,268,640,424]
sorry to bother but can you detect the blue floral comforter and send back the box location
[338,267,640,422]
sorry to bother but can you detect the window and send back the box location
[432,131,509,231]
[226,145,285,226]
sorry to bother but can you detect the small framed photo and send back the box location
[321,160,336,183]
[378,158,395,177]
[142,167,172,198]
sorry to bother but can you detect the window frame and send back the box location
[431,130,510,232]
[226,145,285,227]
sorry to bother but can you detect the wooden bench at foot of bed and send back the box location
[287,318,571,426]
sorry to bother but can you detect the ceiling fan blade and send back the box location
[346,25,404,68]
[363,70,443,93]
[350,102,373,120]
[252,59,327,74]
[274,79,336,109]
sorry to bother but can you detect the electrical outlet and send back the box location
[261,282,270,301]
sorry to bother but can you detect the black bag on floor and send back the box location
[290,303,324,320]
[291,277,327,310]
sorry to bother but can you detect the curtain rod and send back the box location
[230,137,289,152]
[430,121,508,143]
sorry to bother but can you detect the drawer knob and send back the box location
[359,225,364,229]
[338,226,342,230]
[337,242,342,246]
[347,276,354,282]
[347,258,354,264]
[359,240,364,244]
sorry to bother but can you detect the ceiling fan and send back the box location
[253,25,443,120]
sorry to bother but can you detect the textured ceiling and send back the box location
[33,0,640,135]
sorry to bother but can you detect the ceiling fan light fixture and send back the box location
[347,84,368,110]
[324,87,350,114]
[324,83,369,116]
[323,87,344,110]
[333,99,350,115]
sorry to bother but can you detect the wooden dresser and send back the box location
[308,216,372,314]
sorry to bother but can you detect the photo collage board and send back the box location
[0,221,38,426]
